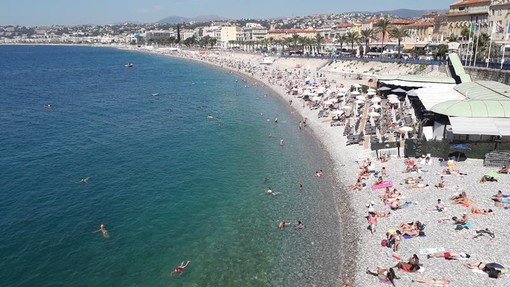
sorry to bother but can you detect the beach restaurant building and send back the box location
[377,53,510,142]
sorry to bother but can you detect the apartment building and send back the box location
[447,0,491,36]
[489,0,510,42]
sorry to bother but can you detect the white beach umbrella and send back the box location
[352,83,362,88]
[367,88,376,93]
[400,126,413,132]
[387,94,399,99]
[356,95,366,101]
[342,105,353,110]
[388,98,400,104]
[350,91,361,96]
[355,99,365,104]
[311,96,322,102]
[369,111,380,117]
[371,96,381,103]
[406,89,418,97]
[367,91,377,96]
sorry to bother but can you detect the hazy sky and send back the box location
[3,0,450,26]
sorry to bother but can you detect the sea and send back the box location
[0,45,344,287]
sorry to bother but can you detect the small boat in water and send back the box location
[152,93,160,96]
[125,63,134,68]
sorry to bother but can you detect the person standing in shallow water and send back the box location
[280,138,284,146]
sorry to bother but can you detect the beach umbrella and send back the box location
[485,171,500,178]
[342,105,353,110]
[387,94,398,99]
[371,96,381,103]
[389,98,400,104]
[392,87,407,93]
[350,91,361,96]
[407,89,418,97]
[352,83,362,88]
[356,95,366,101]
[367,91,377,96]
[367,88,376,93]
[451,143,471,150]
[369,111,380,117]
[448,151,467,162]
[378,86,391,91]
[399,126,413,132]
[355,99,365,104]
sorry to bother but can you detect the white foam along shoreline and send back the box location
[116,45,510,287]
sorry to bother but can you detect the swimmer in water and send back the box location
[79,177,90,183]
[172,260,191,275]
[207,115,214,120]
[94,224,109,238]
[279,138,284,146]
[278,220,286,230]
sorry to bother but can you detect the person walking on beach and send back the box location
[172,260,191,275]
[367,212,377,235]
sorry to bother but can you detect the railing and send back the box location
[280,54,440,65]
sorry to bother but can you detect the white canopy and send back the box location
[449,117,510,136]
[415,85,463,110]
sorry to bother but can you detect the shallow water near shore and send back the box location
[0,45,343,286]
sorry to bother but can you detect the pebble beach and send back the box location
[124,46,510,286]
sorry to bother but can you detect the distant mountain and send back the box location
[157,15,224,24]
[373,9,447,18]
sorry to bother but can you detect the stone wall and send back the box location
[465,67,510,84]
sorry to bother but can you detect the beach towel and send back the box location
[419,247,445,255]
[372,181,393,190]
[403,233,426,239]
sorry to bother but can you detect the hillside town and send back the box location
[2,0,510,64]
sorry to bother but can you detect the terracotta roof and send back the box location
[389,19,415,25]
[267,28,316,34]
[336,23,353,28]
[405,21,434,28]
[450,0,491,7]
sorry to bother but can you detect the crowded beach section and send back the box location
[124,46,510,287]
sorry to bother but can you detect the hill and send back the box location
[374,9,447,18]
[157,15,223,24]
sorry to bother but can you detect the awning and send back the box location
[403,44,415,50]
[449,117,510,136]
[378,80,453,88]
[415,85,464,110]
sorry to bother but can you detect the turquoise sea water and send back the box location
[0,46,343,286]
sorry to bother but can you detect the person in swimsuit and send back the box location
[463,262,486,270]
[471,208,493,215]
[427,251,470,260]
[95,224,109,238]
[413,277,450,286]
[366,267,398,286]
[172,260,191,275]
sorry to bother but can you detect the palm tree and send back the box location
[314,33,325,55]
[360,28,376,56]
[345,31,360,55]
[375,18,392,55]
[434,44,448,60]
[390,27,410,57]
[335,34,347,53]
[291,33,301,51]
